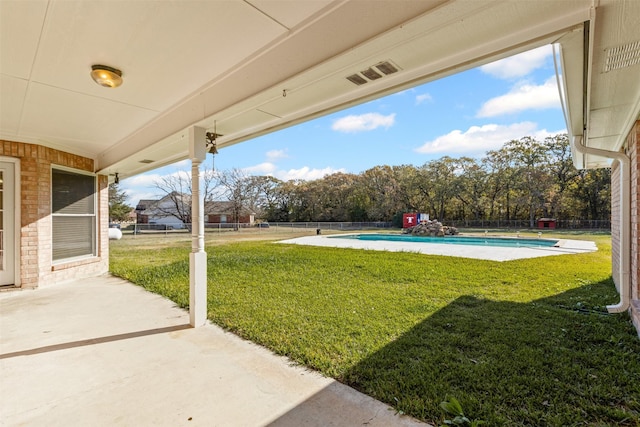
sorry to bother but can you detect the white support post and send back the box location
[189,126,207,327]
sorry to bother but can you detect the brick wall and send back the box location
[611,159,621,292]
[626,121,640,333]
[1,140,109,288]
[207,214,253,224]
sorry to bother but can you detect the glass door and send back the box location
[0,161,15,286]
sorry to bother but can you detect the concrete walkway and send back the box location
[0,275,428,427]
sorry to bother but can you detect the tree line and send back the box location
[110,134,611,227]
[248,134,611,227]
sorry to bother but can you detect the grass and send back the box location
[110,231,640,426]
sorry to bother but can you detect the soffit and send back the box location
[0,0,336,158]
[2,0,638,177]
[96,0,596,179]
[563,0,640,169]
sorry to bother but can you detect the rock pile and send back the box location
[402,219,458,237]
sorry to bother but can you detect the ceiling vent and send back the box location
[346,74,367,85]
[374,61,399,75]
[604,40,640,72]
[345,60,401,86]
[361,67,383,80]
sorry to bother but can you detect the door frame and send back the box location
[0,157,20,287]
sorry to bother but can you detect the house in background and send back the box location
[135,196,255,228]
[133,200,153,224]
[135,193,189,229]
[1,1,639,332]
[206,201,255,225]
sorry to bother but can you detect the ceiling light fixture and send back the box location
[90,64,123,88]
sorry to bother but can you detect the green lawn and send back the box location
[110,232,640,426]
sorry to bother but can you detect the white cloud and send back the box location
[120,169,194,205]
[480,45,552,79]
[122,189,158,206]
[331,113,395,133]
[415,122,561,156]
[275,166,346,181]
[477,76,560,118]
[121,173,163,187]
[266,149,288,161]
[243,162,277,175]
[239,162,345,181]
[172,159,190,168]
[415,93,433,105]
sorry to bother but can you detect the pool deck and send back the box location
[277,234,597,261]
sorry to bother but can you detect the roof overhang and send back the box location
[557,1,640,169]
[2,1,638,177]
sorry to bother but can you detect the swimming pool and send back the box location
[280,233,596,261]
[329,233,559,248]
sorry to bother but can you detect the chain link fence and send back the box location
[119,219,609,236]
[121,221,394,236]
[446,219,610,230]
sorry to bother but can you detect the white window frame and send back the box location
[51,165,97,264]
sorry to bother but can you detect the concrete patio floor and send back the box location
[0,275,428,427]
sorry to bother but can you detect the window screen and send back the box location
[52,168,96,261]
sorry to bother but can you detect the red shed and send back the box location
[537,218,556,229]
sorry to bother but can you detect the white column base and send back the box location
[189,251,208,327]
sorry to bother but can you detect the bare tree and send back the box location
[151,167,217,228]
[215,168,254,226]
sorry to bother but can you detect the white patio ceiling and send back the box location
[1,0,638,179]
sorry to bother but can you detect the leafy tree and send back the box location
[417,157,458,221]
[313,172,358,221]
[483,147,515,220]
[250,175,284,220]
[391,164,422,213]
[570,168,611,220]
[544,134,578,219]
[504,137,550,228]
[108,183,132,222]
[147,133,610,225]
[263,179,299,222]
[452,157,487,220]
[361,166,401,221]
[288,180,316,222]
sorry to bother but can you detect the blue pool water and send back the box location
[329,233,559,248]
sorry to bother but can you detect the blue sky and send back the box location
[121,45,567,206]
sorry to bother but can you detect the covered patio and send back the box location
[0,1,639,423]
[0,275,426,426]
[2,0,638,330]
